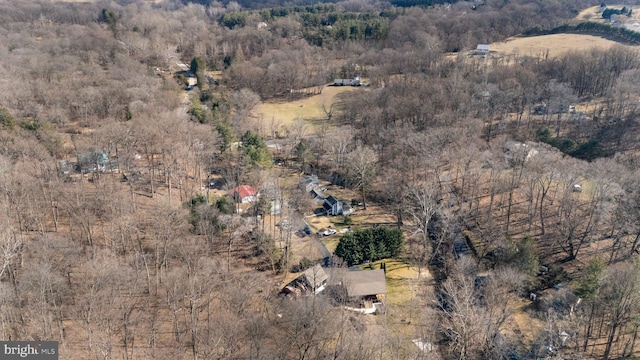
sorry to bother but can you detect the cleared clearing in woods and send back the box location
[490,33,636,58]
[489,4,640,59]
[253,84,362,127]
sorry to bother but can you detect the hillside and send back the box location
[490,33,635,58]
[1,0,640,359]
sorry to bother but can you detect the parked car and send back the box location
[304,225,311,235]
[323,229,337,236]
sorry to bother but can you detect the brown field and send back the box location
[490,33,636,58]
[253,84,363,127]
[489,4,640,59]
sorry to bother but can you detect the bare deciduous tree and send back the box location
[347,145,377,210]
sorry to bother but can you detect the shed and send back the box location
[476,44,490,55]
[333,77,361,86]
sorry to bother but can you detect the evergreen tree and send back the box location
[190,57,206,89]
[295,139,312,169]
[335,228,404,266]
[241,130,273,168]
[100,8,119,37]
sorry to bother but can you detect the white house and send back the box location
[323,196,343,216]
[476,44,490,55]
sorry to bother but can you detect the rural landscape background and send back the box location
[1,0,640,358]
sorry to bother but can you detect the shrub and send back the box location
[0,108,15,130]
[537,128,604,161]
[19,119,41,131]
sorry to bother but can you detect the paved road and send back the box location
[303,217,332,266]
[312,235,332,267]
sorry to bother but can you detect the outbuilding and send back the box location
[476,44,490,55]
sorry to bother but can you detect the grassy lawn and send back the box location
[361,259,431,310]
[362,259,434,342]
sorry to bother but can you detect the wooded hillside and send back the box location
[1,0,640,359]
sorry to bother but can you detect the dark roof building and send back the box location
[323,196,343,216]
[342,270,387,298]
[310,188,325,201]
[328,268,387,314]
[281,264,329,297]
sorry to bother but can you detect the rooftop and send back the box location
[342,269,387,297]
[300,264,329,289]
[229,185,258,199]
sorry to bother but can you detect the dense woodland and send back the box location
[2,0,640,359]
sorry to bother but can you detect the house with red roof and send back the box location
[229,185,259,203]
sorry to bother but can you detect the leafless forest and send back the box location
[2,0,640,359]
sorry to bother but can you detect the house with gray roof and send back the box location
[329,269,387,314]
[281,264,329,297]
[323,196,343,216]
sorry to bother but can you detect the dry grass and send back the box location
[576,5,609,21]
[509,299,545,346]
[253,85,362,127]
[490,33,636,58]
[363,259,430,282]
[363,259,432,316]
[489,4,640,59]
[306,213,338,232]
[366,259,434,341]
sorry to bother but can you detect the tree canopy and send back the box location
[335,227,404,266]
[241,130,273,168]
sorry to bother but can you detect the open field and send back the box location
[490,33,636,58]
[368,259,434,343]
[253,84,363,127]
[489,4,640,59]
